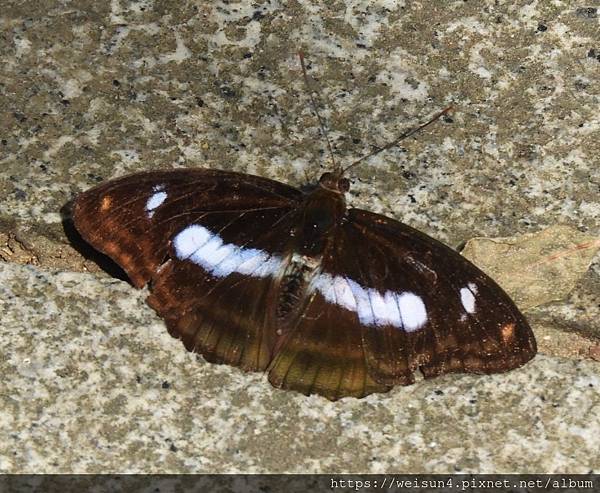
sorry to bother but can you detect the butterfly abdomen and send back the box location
[274,253,321,332]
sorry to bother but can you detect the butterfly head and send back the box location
[318,172,350,194]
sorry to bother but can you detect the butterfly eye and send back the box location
[338,178,350,192]
[319,172,335,186]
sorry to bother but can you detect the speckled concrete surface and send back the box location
[1,0,599,473]
[1,263,599,473]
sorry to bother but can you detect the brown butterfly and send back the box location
[72,55,536,400]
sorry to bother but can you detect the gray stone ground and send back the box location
[1,0,598,473]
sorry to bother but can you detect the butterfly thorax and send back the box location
[296,184,346,256]
[272,183,347,332]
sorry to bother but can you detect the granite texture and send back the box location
[1,0,599,473]
[1,263,599,473]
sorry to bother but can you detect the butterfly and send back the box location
[72,56,536,401]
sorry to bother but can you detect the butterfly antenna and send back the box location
[298,51,339,173]
[342,105,453,175]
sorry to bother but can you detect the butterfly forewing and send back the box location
[347,209,536,381]
[73,169,302,287]
[73,169,303,371]
[268,207,536,396]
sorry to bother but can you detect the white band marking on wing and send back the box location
[396,292,428,331]
[314,273,427,331]
[172,224,212,259]
[173,225,430,331]
[346,277,376,326]
[172,224,282,278]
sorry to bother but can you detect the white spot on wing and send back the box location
[172,224,282,279]
[397,292,428,332]
[145,185,167,218]
[461,285,477,314]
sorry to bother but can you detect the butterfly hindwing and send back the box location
[266,223,395,400]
